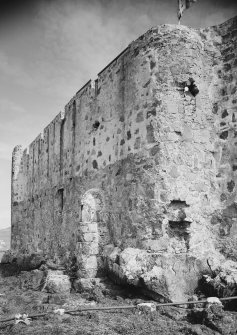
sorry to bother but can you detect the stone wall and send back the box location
[200,18,237,261]
[11,16,237,299]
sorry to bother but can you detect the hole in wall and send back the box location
[92,160,98,169]
[222,109,228,118]
[93,120,100,130]
[57,188,64,210]
[184,78,199,97]
[115,167,122,176]
[168,220,191,249]
[169,200,189,208]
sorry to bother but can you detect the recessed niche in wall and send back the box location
[92,120,100,130]
[184,78,199,97]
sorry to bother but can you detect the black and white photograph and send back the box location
[0,0,237,334]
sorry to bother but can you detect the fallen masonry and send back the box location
[1,262,237,334]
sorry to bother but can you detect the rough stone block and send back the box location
[18,269,45,290]
[137,302,156,313]
[1,250,17,264]
[46,270,71,294]
[104,246,203,301]
[80,223,98,233]
[73,278,101,293]
[76,242,99,255]
[82,232,99,243]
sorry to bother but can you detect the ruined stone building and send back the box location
[11,16,237,301]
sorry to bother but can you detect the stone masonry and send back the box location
[11,16,237,301]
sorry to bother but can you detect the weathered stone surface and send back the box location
[1,250,17,264]
[190,304,237,334]
[73,278,101,293]
[1,250,45,271]
[9,16,237,301]
[16,253,46,271]
[202,260,237,298]
[45,270,71,294]
[47,294,69,305]
[103,246,206,301]
[137,302,156,313]
[18,269,45,290]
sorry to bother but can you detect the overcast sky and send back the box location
[0,0,236,229]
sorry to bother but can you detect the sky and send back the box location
[0,0,236,229]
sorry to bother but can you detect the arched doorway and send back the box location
[77,189,108,278]
[81,190,103,222]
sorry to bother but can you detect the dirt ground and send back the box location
[0,266,236,335]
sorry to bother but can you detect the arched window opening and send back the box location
[81,190,103,222]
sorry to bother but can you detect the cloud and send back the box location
[0,157,11,229]
[0,2,137,102]
[23,0,174,101]
[0,99,29,159]
[0,98,26,115]
[0,51,35,88]
[0,98,27,134]
[0,0,236,103]
[0,142,14,160]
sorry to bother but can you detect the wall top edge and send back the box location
[12,15,237,159]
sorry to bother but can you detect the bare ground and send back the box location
[0,266,236,335]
